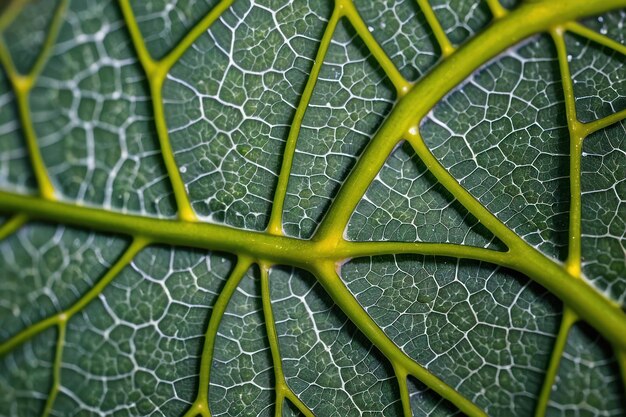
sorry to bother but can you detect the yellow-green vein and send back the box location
[41,320,66,417]
[0,236,148,356]
[341,0,411,94]
[0,213,27,241]
[0,0,68,200]
[336,240,511,266]
[312,262,488,417]
[565,21,626,56]
[117,0,196,221]
[394,365,412,417]
[0,0,28,32]
[551,27,585,277]
[534,307,578,417]
[581,108,626,137]
[184,256,252,417]
[415,0,455,56]
[158,0,235,74]
[267,7,341,236]
[316,0,626,248]
[259,264,314,417]
[0,190,515,274]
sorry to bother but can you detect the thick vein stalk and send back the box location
[0,191,515,270]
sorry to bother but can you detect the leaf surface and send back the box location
[0,0,625,416]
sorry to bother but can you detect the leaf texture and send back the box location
[0,0,625,416]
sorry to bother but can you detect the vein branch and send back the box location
[259,264,314,417]
[341,0,411,94]
[533,307,578,417]
[266,8,341,235]
[565,21,626,56]
[485,0,507,20]
[0,236,148,357]
[581,108,626,137]
[313,135,402,243]
[0,213,28,241]
[268,0,410,236]
[0,0,68,200]
[41,321,67,417]
[394,365,412,417]
[336,240,510,266]
[159,0,235,74]
[312,262,488,417]
[118,0,200,222]
[551,28,585,277]
[404,132,514,247]
[27,0,69,83]
[0,0,28,32]
[415,0,455,56]
[185,256,252,417]
[117,0,235,222]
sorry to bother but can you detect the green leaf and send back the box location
[0,0,625,416]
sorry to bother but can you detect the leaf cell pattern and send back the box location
[0,0,625,417]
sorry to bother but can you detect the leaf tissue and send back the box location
[0,0,625,416]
